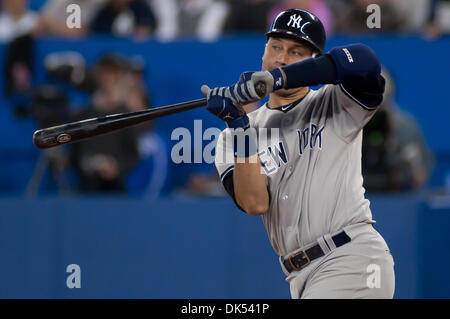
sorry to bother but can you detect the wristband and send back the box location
[268,68,286,91]
[226,114,250,129]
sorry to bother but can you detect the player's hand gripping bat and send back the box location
[32,83,267,150]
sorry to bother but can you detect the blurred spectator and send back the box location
[4,34,33,95]
[119,56,169,198]
[268,0,334,36]
[42,50,168,196]
[90,0,157,39]
[330,0,406,33]
[146,0,179,41]
[126,129,169,198]
[224,0,275,33]
[122,55,149,112]
[392,0,430,32]
[174,0,230,41]
[70,54,140,193]
[44,51,149,109]
[362,67,434,193]
[33,0,107,37]
[143,0,229,41]
[0,0,37,42]
[425,0,450,39]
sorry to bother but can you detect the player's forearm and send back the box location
[233,155,269,216]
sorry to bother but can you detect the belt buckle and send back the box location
[289,250,310,271]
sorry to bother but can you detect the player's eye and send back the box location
[272,45,281,50]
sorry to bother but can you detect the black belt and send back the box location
[281,231,351,273]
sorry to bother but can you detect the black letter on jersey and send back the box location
[297,127,309,155]
[268,141,288,168]
[313,126,325,149]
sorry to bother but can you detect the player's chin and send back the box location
[275,87,306,97]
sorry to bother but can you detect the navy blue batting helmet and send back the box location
[266,9,326,55]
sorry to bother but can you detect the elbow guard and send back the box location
[326,43,381,83]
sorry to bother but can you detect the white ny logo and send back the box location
[287,14,302,28]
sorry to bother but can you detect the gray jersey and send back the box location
[215,84,378,257]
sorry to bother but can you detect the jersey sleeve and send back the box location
[214,128,235,181]
[325,75,384,142]
[214,129,247,212]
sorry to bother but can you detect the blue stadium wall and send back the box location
[0,195,450,298]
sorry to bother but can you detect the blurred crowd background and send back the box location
[0,0,449,198]
[1,0,449,40]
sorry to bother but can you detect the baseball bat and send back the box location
[33,98,207,149]
[32,82,267,150]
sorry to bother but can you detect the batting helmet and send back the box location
[266,9,326,56]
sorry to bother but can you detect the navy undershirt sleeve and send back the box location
[222,171,272,214]
[222,170,247,213]
[282,54,339,89]
[279,43,385,107]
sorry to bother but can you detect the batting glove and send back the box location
[229,69,286,105]
[201,85,249,129]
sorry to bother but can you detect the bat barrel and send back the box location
[33,118,101,149]
[33,98,206,149]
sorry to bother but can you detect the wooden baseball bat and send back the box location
[33,98,207,149]
[32,82,267,150]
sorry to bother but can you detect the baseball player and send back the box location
[201,9,395,298]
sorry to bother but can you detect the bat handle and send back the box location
[254,81,267,98]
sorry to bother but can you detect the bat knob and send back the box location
[254,81,267,98]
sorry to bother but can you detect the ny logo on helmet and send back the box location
[287,14,302,29]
